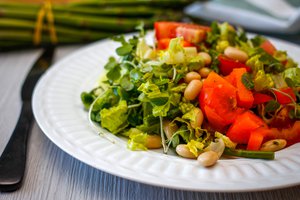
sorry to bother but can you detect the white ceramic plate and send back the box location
[32,32,300,192]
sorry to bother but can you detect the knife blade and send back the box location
[0,47,55,192]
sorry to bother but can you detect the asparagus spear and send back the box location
[0,29,116,45]
[0,0,192,50]
[0,5,168,18]
[68,0,194,8]
[54,13,181,31]
[0,0,194,8]
[0,30,83,43]
[0,7,182,31]
[223,148,275,160]
[53,6,165,17]
[0,18,115,39]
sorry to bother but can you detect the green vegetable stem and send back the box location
[224,148,275,160]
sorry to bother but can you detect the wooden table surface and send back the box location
[0,46,300,200]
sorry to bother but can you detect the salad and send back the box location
[81,21,300,167]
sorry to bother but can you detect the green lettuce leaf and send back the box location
[215,132,237,149]
[271,73,288,89]
[254,70,274,91]
[187,140,205,157]
[92,88,119,112]
[273,50,287,62]
[284,68,300,87]
[136,38,156,60]
[247,49,284,74]
[125,128,148,151]
[246,54,264,73]
[161,37,185,64]
[152,102,170,117]
[169,93,181,106]
[172,118,194,142]
[138,81,164,99]
[100,100,128,134]
[182,108,199,126]
[138,81,171,117]
[179,102,196,114]
[219,22,236,44]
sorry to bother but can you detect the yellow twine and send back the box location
[33,0,57,45]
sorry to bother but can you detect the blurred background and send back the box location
[185,0,300,44]
[0,0,193,51]
[1,0,299,51]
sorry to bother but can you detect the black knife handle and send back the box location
[0,101,33,192]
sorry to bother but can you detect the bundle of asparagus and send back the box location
[0,0,195,51]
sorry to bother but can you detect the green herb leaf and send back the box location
[250,35,265,47]
[129,36,139,47]
[247,47,285,75]
[130,68,143,82]
[285,77,295,87]
[120,74,134,91]
[211,21,220,35]
[106,65,121,81]
[259,53,285,73]
[170,134,180,148]
[265,100,280,112]
[80,92,95,109]
[116,44,133,56]
[289,105,300,119]
[111,35,126,45]
[264,62,284,74]
[206,21,220,46]
[172,118,194,142]
[92,88,119,112]
[175,125,191,143]
[127,108,143,126]
[104,57,118,70]
[241,73,254,90]
[236,27,248,42]
[208,49,220,73]
[135,21,145,37]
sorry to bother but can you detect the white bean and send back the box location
[184,79,203,100]
[163,120,178,140]
[197,151,219,167]
[199,67,211,78]
[198,52,212,65]
[190,108,204,129]
[176,144,196,159]
[184,71,201,83]
[260,139,287,152]
[145,135,162,149]
[224,46,248,63]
